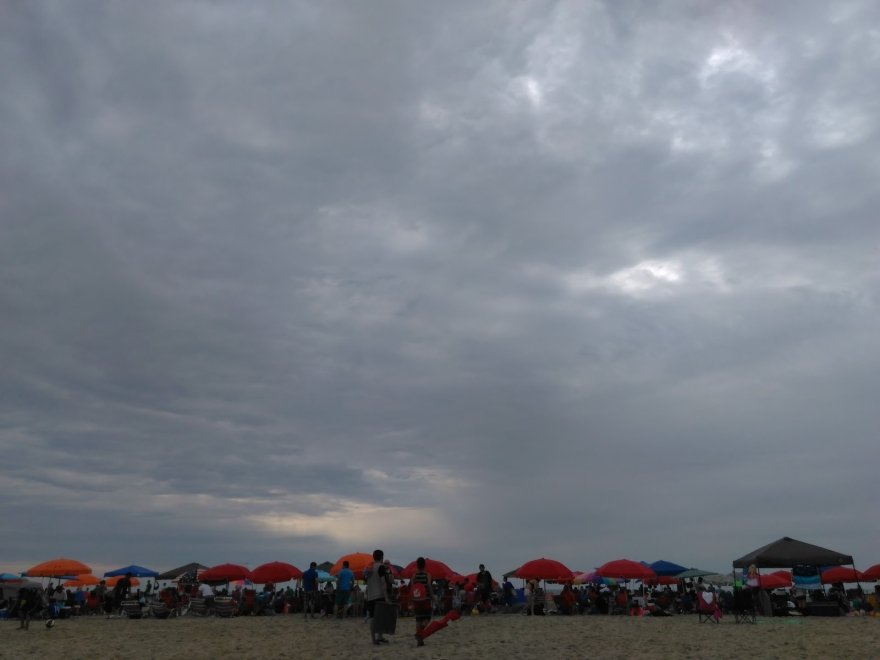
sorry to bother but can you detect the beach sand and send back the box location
[2,613,877,659]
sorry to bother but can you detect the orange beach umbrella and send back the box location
[330,553,374,576]
[62,574,100,588]
[27,557,92,578]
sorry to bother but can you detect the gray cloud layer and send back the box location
[2,1,879,576]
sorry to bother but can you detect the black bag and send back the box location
[373,600,397,634]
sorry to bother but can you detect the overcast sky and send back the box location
[2,1,879,579]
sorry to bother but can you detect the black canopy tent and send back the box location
[157,562,208,581]
[732,536,853,569]
[732,536,860,616]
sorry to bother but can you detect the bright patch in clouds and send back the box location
[699,38,776,91]
[251,502,455,546]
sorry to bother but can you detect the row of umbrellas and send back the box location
[8,556,880,588]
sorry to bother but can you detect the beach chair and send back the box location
[611,589,629,615]
[732,589,756,624]
[214,597,236,617]
[120,600,143,619]
[85,592,102,615]
[696,590,720,623]
[240,589,257,615]
[149,600,173,619]
[187,597,208,616]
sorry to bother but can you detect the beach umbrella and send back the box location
[316,570,334,583]
[105,575,140,588]
[649,560,688,577]
[26,557,91,578]
[104,564,159,578]
[757,572,791,589]
[251,561,303,584]
[0,573,22,582]
[596,559,656,580]
[820,566,863,584]
[62,574,100,588]
[860,564,880,581]
[513,558,574,582]
[573,571,619,586]
[200,563,253,583]
[330,552,374,576]
[675,568,717,579]
[400,558,460,581]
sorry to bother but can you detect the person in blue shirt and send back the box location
[335,560,355,619]
[301,562,319,619]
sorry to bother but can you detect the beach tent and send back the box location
[732,537,853,569]
[157,563,208,581]
[104,564,159,578]
[0,578,41,601]
[648,560,688,577]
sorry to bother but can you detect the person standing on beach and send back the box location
[476,564,493,612]
[365,549,393,645]
[113,572,133,613]
[411,557,434,647]
[302,562,319,619]
[335,560,355,619]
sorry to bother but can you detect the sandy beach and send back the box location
[2,614,877,660]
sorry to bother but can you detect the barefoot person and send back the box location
[365,549,393,646]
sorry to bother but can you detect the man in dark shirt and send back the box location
[301,562,319,619]
[476,564,493,612]
[113,573,133,613]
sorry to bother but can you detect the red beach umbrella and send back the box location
[26,557,92,578]
[251,562,302,584]
[400,558,460,581]
[820,566,863,584]
[200,563,253,583]
[757,572,791,589]
[860,564,880,581]
[595,559,656,581]
[514,558,574,582]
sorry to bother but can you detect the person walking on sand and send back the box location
[365,549,393,646]
[411,557,434,647]
[335,560,355,619]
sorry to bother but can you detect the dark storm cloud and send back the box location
[2,1,879,575]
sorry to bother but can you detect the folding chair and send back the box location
[732,588,756,624]
[120,600,144,619]
[697,590,721,623]
[213,597,236,617]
